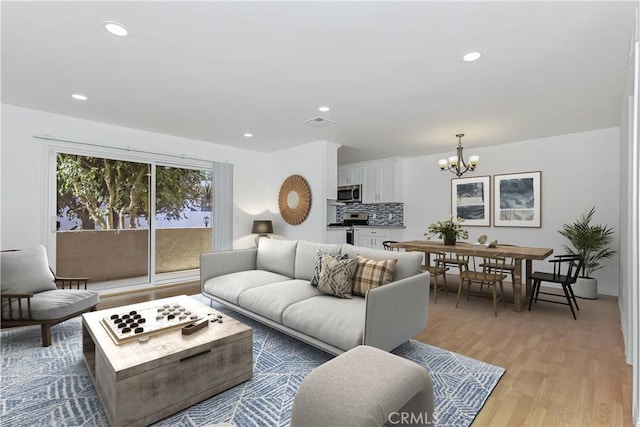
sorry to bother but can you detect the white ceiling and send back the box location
[1,1,636,164]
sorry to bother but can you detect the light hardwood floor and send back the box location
[99,279,633,426]
[418,279,632,427]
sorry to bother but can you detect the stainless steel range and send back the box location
[328,212,368,245]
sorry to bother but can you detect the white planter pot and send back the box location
[573,277,598,299]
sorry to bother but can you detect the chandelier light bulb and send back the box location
[437,133,479,177]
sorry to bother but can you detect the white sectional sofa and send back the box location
[200,239,430,355]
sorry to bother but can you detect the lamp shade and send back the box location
[252,220,274,234]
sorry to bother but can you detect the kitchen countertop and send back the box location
[354,225,406,229]
[327,225,406,229]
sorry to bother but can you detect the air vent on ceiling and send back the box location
[305,116,334,127]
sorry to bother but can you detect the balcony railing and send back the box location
[56,228,212,284]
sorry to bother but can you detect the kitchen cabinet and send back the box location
[326,228,347,245]
[362,162,396,203]
[337,166,363,186]
[354,228,404,250]
[356,228,389,249]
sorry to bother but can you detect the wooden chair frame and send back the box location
[1,274,97,347]
[455,254,509,316]
[423,252,449,303]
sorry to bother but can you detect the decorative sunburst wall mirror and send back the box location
[278,174,312,225]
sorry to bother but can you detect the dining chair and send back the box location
[382,241,399,251]
[423,251,449,303]
[479,250,516,295]
[528,254,584,319]
[455,254,508,316]
[479,244,518,286]
[441,241,471,269]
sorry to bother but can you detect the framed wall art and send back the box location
[451,175,491,226]
[493,171,541,227]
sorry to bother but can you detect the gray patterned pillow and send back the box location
[317,254,357,299]
[310,251,347,287]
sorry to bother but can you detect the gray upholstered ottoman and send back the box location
[291,345,435,426]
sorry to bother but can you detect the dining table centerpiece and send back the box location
[425,216,469,245]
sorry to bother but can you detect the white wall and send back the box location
[0,104,269,254]
[403,128,621,296]
[266,140,340,243]
[618,5,639,421]
[0,106,623,297]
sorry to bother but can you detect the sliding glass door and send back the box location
[55,152,213,290]
[154,165,212,283]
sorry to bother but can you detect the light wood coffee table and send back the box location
[82,295,252,427]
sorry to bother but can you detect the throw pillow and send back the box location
[352,255,398,297]
[256,238,298,277]
[317,254,358,299]
[0,245,57,294]
[310,250,347,287]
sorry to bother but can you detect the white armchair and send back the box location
[1,245,99,346]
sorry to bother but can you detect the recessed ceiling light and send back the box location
[244,133,253,138]
[104,21,129,37]
[318,106,331,112]
[71,94,88,101]
[463,51,482,62]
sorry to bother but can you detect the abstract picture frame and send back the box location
[451,175,491,226]
[493,171,542,227]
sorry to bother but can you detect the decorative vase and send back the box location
[573,277,598,299]
[443,232,457,246]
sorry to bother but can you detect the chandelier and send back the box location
[438,133,479,177]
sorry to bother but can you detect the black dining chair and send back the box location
[528,254,584,319]
[382,241,399,251]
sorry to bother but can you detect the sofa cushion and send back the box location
[2,289,99,321]
[317,255,358,299]
[352,255,397,297]
[282,295,366,351]
[341,245,423,281]
[257,239,298,277]
[295,241,342,281]
[310,251,348,287]
[202,270,292,304]
[238,280,323,324]
[1,245,57,294]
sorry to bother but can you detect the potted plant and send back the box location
[558,207,616,299]
[425,216,468,245]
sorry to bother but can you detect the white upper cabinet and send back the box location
[337,166,363,186]
[362,161,397,203]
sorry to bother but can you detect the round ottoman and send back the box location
[291,345,435,426]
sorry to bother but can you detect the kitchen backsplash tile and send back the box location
[337,203,404,226]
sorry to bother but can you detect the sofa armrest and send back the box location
[200,249,258,286]
[363,271,430,351]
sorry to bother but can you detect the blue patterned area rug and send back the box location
[1,295,504,427]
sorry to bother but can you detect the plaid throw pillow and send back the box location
[317,254,358,299]
[310,251,347,287]
[352,255,398,296]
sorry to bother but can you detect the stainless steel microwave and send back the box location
[337,184,362,203]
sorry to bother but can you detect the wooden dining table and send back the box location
[391,240,553,312]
